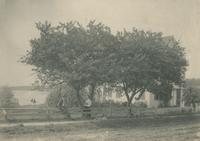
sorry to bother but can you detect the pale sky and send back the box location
[0,0,200,86]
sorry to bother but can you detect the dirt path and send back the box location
[1,115,200,141]
[1,113,200,128]
[1,121,200,141]
[0,119,94,128]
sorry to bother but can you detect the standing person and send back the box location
[56,94,71,118]
[191,102,196,112]
[57,95,65,111]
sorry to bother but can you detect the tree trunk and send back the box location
[75,88,83,107]
[124,90,133,116]
[123,83,133,116]
[89,84,96,105]
[124,88,145,117]
[127,99,132,116]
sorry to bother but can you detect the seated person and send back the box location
[84,97,92,108]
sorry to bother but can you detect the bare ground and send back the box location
[1,115,200,141]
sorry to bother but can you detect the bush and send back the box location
[184,87,200,106]
[0,86,19,108]
[46,85,78,108]
[132,101,147,108]
[122,102,128,107]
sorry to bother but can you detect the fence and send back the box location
[0,106,195,123]
[0,107,66,122]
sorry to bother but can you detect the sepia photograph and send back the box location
[0,0,200,140]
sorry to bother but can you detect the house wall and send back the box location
[144,91,160,108]
[95,87,161,107]
[169,89,177,106]
[144,86,184,108]
[95,85,184,108]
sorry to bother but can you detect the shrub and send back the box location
[132,101,147,108]
[184,87,200,106]
[46,85,78,108]
[0,86,19,108]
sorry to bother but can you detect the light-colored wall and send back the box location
[144,91,160,108]
[95,85,182,108]
[169,89,177,106]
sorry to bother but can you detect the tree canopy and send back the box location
[22,21,187,109]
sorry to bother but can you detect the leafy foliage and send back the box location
[185,78,200,88]
[184,87,200,106]
[22,21,187,109]
[46,84,78,108]
[0,87,19,108]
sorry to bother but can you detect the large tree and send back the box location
[109,29,187,113]
[22,21,187,113]
[22,21,117,107]
[146,36,187,106]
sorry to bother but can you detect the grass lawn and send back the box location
[1,115,200,141]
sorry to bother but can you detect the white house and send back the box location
[95,84,185,108]
[142,85,184,108]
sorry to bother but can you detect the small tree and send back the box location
[110,30,187,113]
[0,86,19,108]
